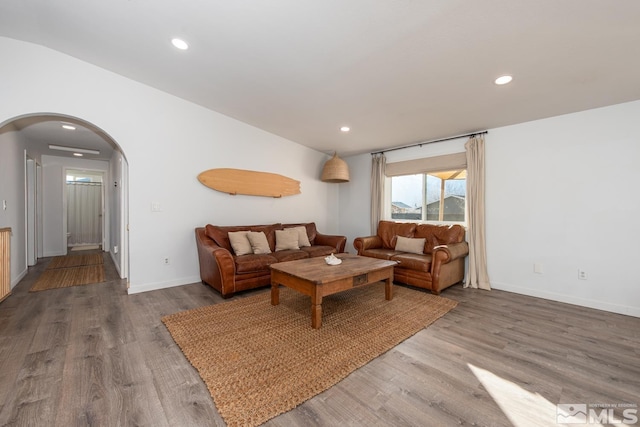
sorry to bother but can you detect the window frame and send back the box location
[386,171,467,226]
[383,152,468,226]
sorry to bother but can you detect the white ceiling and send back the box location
[1,0,640,157]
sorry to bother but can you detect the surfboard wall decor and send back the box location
[197,168,301,198]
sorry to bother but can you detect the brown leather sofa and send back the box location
[354,221,468,294]
[195,222,346,298]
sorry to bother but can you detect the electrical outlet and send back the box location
[163,257,170,265]
[578,269,587,280]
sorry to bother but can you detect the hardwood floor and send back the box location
[1,253,638,426]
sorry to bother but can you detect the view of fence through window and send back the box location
[391,169,466,222]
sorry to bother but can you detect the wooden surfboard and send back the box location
[198,168,301,198]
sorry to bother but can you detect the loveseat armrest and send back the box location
[430,241,469,294]
[432,241,469,264]
[353,235,383,255]
[314,232,347,253]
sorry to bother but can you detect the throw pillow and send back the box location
[395,236,426,255]
[246,231,272,254]
[290,226,311,247]
[227,231,253,256]
[275,228,300,251]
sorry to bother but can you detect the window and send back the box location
[66,170,103,183]
[390,169,466,223]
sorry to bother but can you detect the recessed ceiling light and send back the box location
[340,126,350,132]
[62,124,76,130]
[494,75,513,85]
[171,38,189,50]
[73,153,83,157]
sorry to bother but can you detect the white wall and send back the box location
[341,100,640,317]
[0,127,27,287]
[0,37,339,294]
[486,101,640,317]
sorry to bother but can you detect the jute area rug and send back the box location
[30,253,105,292]
[162,282,458,427]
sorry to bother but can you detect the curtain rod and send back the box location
[371,130,488,155]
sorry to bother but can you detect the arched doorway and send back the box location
[0,113,130,283]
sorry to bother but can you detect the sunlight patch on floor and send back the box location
[468,363,604,427]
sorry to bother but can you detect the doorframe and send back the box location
[25,153,37,266]
[63,168,107,251]
[121,158,129,282]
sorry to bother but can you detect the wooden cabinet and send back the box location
[0,227,11,303]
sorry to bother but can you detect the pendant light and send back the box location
[321,152,350,183]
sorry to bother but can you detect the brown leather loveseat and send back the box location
[354,221,468,294]
[196,222,346,298]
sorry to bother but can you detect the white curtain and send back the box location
[464,135,491,290]
[370,153,386,234]
[67,182,102,245]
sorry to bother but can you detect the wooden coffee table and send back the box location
[270,253,396,329]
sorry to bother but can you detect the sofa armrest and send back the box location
[432,241,469,264]
[353,235,383,255]
[195,229,237,297]
[314,232,347,253]
[430,241,469,294]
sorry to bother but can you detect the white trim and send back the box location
[126,276,202,295]
[11,267,28,289]
[491,281,640,318]
[109,250,122,278]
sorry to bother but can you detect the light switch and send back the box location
[151,202,162,212]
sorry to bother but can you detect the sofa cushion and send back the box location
[287,226,311,247]
[377,220,417,249]
[283,223,317,245]
[271,249,309,262]
[395,236,426,255]
[275,228,300,251]
[234,254,278,273]
[247,231,272,254]
[300,245,337,258]
[205,224,233,252]
[228,231,253,256]
[415,224,465,253]
[390,253,432,272]
[359,248,404,260]
[205,223,281,253]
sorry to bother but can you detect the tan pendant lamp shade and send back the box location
[321,152,350,183]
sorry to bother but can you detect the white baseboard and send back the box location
[43,250,66,257]
[127,275,202,295]
[109,251,122,278]
[11,267,28,289]
[491,281,640,318]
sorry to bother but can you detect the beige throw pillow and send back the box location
[275,228,300,251]
[246,231,272,254]
[395,236,426,255]
[290,226,311,247]
[227,231,253,256]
